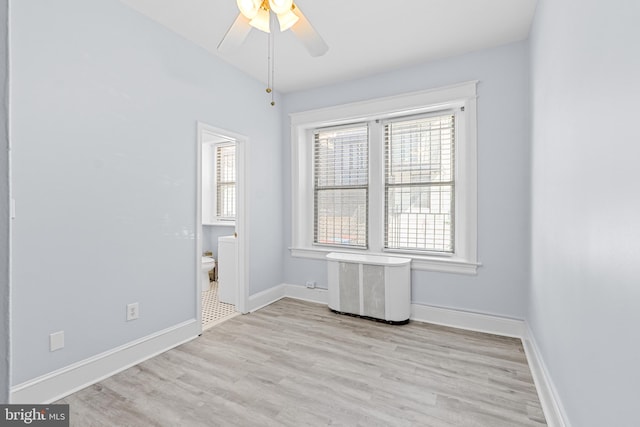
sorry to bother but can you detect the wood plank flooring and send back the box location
[58,298,546,426]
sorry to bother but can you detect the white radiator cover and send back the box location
[327,252,411,324]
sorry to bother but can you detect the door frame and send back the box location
[196,122,249,332]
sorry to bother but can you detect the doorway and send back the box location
[196,122,248,332]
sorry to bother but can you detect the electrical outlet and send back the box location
[305,281,316,289]
[127,303,139,321]
[50,331,64,352]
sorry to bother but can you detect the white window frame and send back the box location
[290,81,480,274]
[201,131,237,227]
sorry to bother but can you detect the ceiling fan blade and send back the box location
[217,13,252,53]
[290,5,329,57]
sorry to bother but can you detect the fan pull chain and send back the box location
[271,30,275,106]
[266,21,275,106]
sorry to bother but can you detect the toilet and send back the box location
[201,256,215,291]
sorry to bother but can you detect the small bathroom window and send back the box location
[202,131,236,226]
[215,143,236,221]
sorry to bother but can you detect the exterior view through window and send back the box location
[385,114,455,253]
[313,125,369,247]
[312,113,455,253]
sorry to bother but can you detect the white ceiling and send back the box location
[120,0,538,93]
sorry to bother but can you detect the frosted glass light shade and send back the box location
[237,0,261,19]
[268,0,293,14]
[249,7,271,33]
[277,10,299,31]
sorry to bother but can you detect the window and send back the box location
[216,143,236,220]
[314,125,368,248]
[201,134,236,226]
[291,82,479,274]
[385,114,455,253]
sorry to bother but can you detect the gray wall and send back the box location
[202,225,234,259]
[0,0,9,404]
[282,41,531,319]
[10,0,283,385]
[529,0,640,425]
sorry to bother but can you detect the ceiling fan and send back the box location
[218,0,329,58]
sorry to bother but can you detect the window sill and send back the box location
[289,247,480,275]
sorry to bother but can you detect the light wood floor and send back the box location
[58,298,546,426]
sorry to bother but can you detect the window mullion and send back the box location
[368,120,384,252]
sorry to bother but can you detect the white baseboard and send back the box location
[248,284,328,312]
[10,319,200,404]
[410,303,526,338]
[267,284,525,337]
[412,304,569,426]
[248,284,286,312]
[522,325,570,427]
[284,284,328,304]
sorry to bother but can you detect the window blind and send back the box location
[216,144,236,220]
[314,125,368,248]
[384,114,455,252]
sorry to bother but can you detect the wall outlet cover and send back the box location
[127,303,139,321]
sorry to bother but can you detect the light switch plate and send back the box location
[50,331,64,352]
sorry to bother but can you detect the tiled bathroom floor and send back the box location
[202,281,238,330]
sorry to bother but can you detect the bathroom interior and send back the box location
[200,126,239,330]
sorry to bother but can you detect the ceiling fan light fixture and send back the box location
[236,0,261,19]
[268,0,293,15]
[249,7,271,33]
[277,9,299,31]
